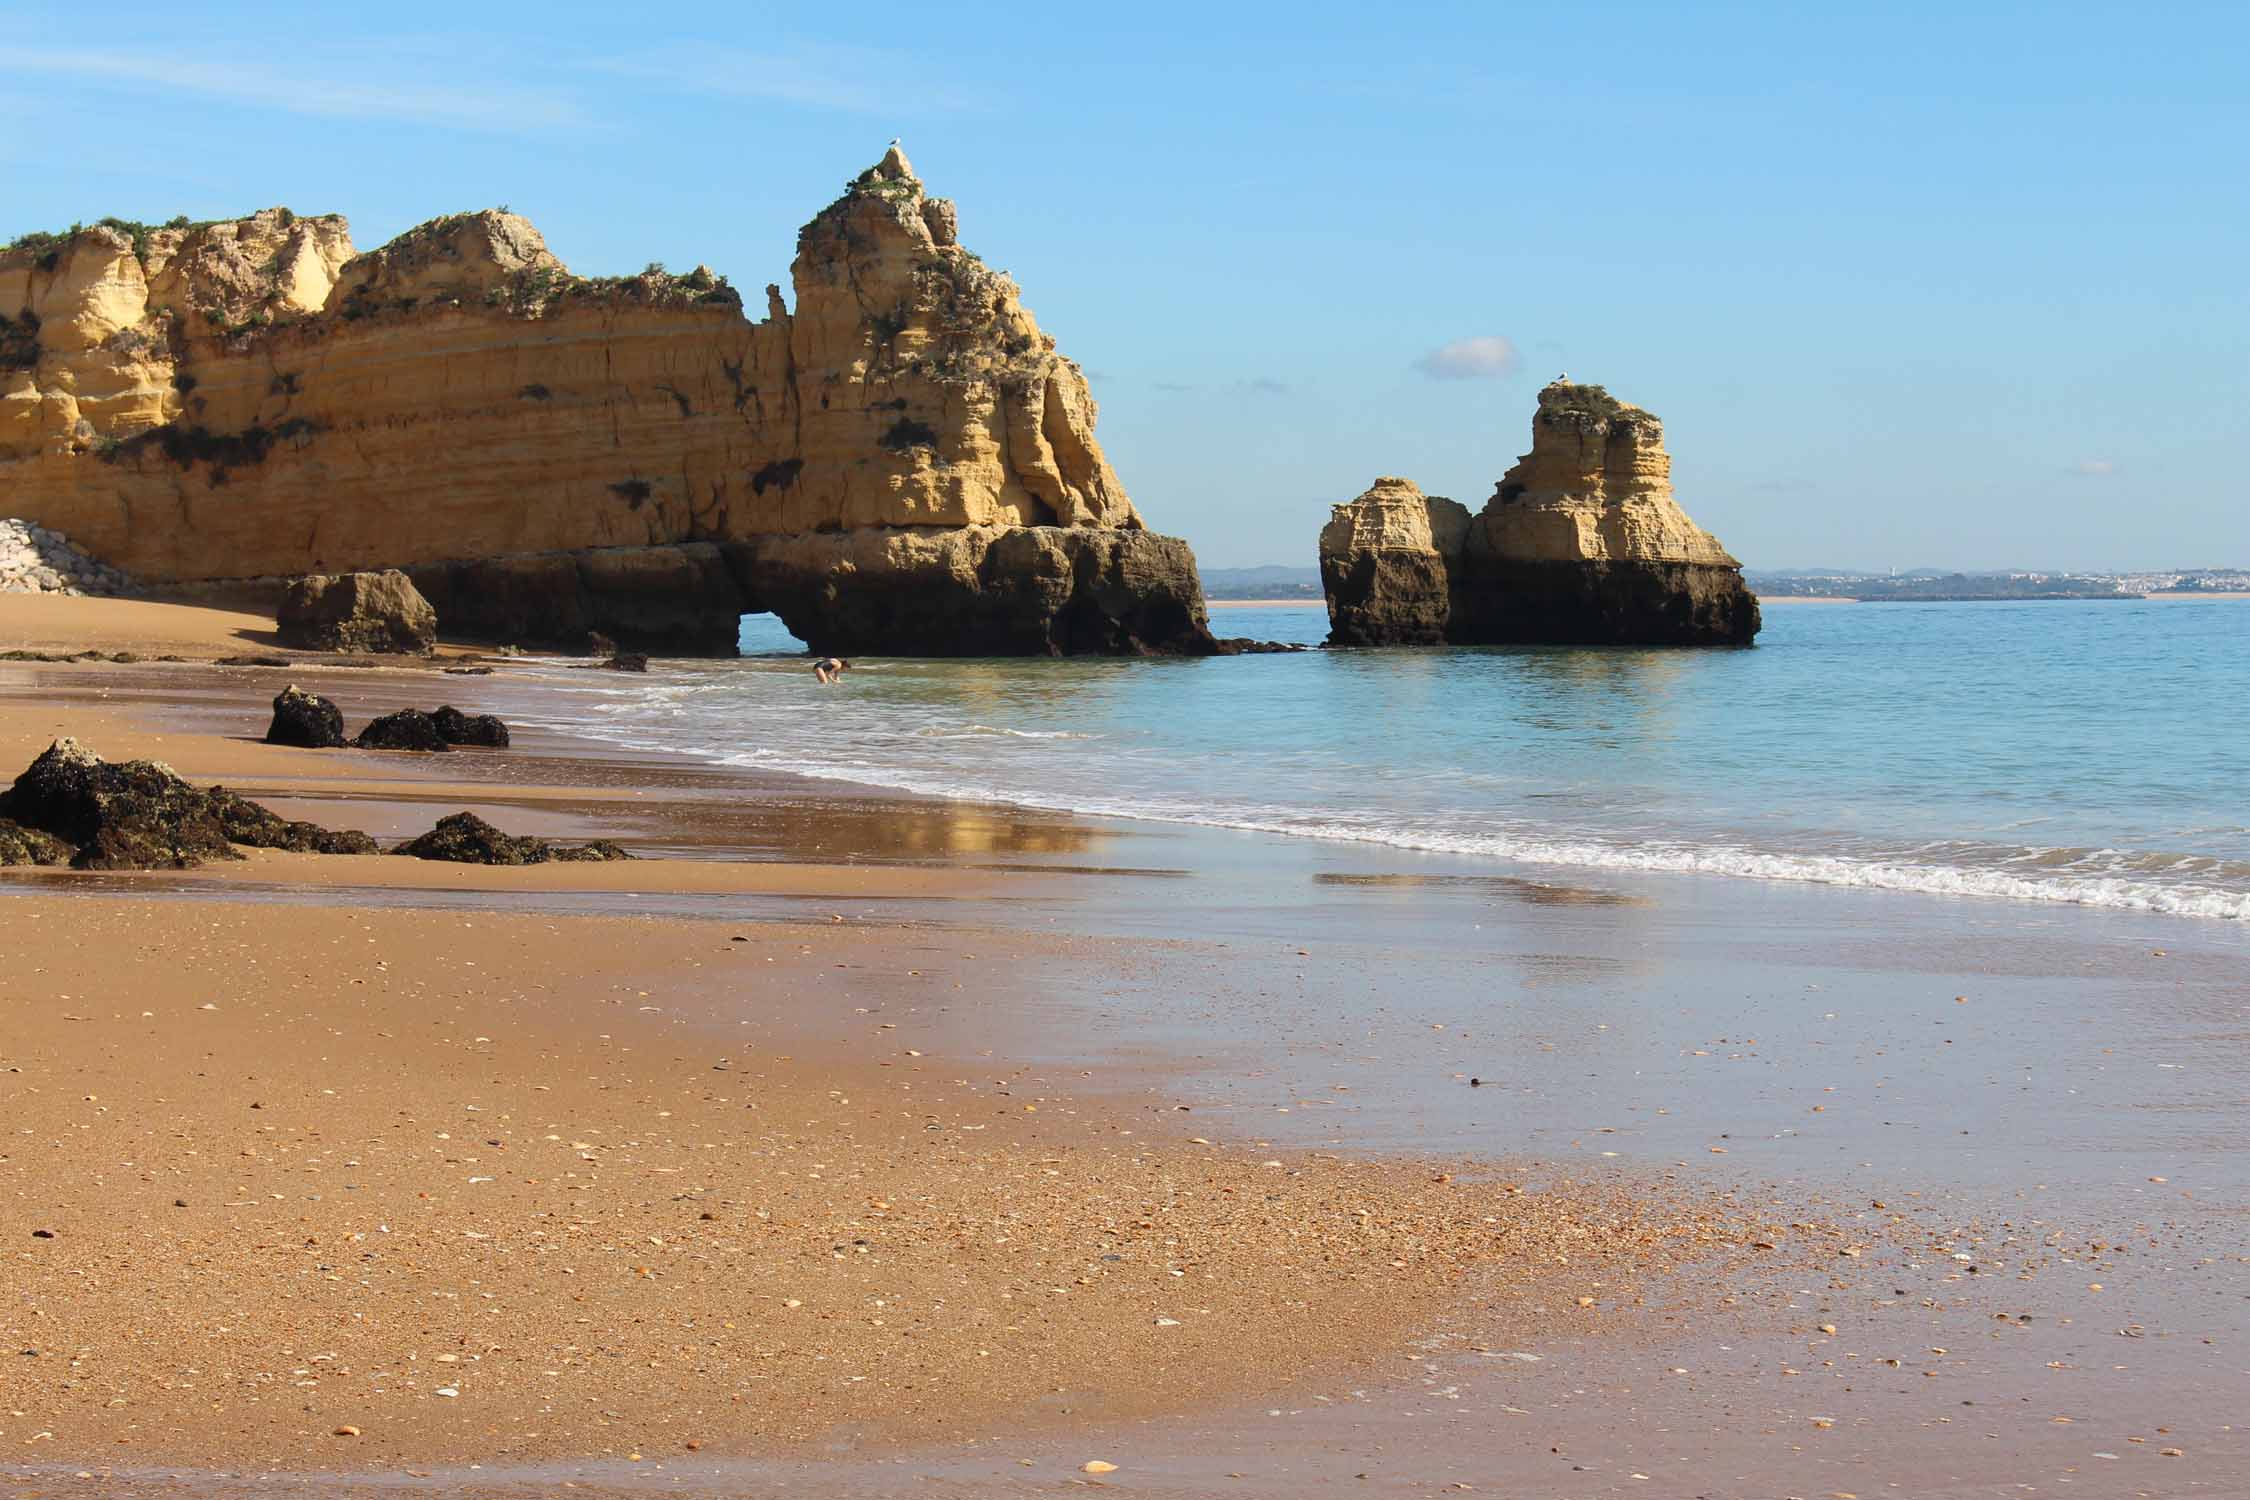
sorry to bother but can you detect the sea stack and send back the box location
[1317,477,1470,646]
[0,148,1213,656]
[1319,381,1760,646]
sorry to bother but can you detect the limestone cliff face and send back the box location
[1476,383,1739,568]
[784,148,1137,534]
[1319,384,1760,647]
[0,150,1200,654]
[1,211,355,459]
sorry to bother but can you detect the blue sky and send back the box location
[6,0,2244,570]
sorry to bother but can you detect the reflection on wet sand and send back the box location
[1313,870,1644,906]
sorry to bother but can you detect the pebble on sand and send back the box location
[1083,1460,1119,1473]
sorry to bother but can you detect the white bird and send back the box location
[1556,370,1570,381]
[888,136,902,148]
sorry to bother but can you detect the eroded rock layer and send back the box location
[1317,477,1469,647]
[0,150,1211,655]
[1320,384,1760,647]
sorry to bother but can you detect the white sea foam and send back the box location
[508,692,2250,923]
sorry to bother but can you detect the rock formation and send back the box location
[265,685,346,748]
[0,151,1214,655]
[430,706,509,748]
[1318,477,1470,646]
[392,811,630,865]
[0,737,376,868]
[276,569,438,654]
[1320,383,1760,646]
[353,709,451,752]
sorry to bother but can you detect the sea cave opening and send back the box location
[736,610,807,658]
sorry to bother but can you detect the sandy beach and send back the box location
[0,600,1790,1485]
[3,595,2245,1497]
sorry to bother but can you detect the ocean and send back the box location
[514,597,2250,921]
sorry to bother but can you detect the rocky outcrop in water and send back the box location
[1318,478,1471,647]
[277,570,438,654]
[1,150,1213,656]
[392,811,630,865]
[0,737,376,868]
[1319,383,1760,647]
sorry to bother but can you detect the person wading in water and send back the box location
[814,656,851,685]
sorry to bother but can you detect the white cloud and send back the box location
[592,44,985,116]
[2071,458,2116,477]
[10,36,974,134]
[1415,335,1519,381]
[13,44,587,132]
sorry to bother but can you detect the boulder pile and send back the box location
[0,520,132,596]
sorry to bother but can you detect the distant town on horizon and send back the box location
[1199,563,2250,602]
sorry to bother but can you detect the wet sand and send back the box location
[2,603,2246,1496]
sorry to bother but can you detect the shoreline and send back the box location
[3,594,2246,1493]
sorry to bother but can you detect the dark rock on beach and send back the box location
[0,737,375,869]
[431,706,510,748]
[0,819,73,866]
[392,811,631,866]
[353,709,451,752]
[208,789,380,857]
[265,685,347,748]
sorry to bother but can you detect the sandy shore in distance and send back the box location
[1206,598,1322,608]
[0,598,1782,1474]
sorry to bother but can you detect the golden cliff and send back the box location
[0,148,1211,654]
[1320,382,1760,646]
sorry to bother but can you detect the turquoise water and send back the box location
[519,599,2250,920]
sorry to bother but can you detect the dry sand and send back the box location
[0,594,301,659]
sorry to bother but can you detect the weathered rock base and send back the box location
[406,528,1215,656]
[742,527,1214,658]
[1448,558,1763,646]
[1320,551,1458,647]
